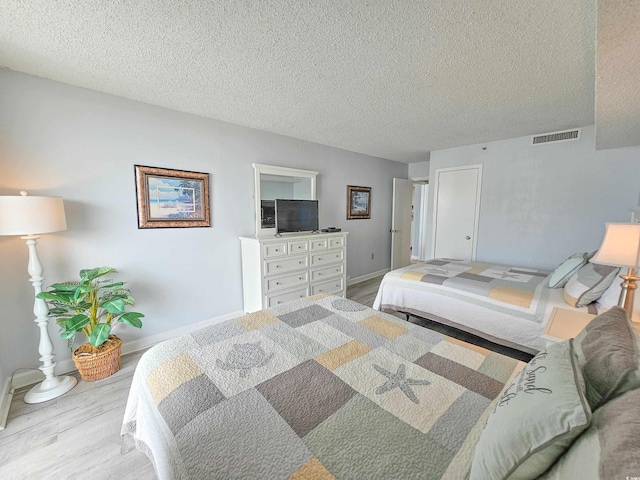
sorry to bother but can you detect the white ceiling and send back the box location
[0,0,597,163]
[595,0,640,150]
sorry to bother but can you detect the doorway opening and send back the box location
[411,178,429,262]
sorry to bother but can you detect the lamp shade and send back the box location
[591,222,640,268]
[0,192,67,236]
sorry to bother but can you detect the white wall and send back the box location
[408,160,430,179]
[427,126,640,270]
[0,71,407,375]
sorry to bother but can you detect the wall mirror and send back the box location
[253,164,318,236]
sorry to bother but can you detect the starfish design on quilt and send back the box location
[372,364,430,404]
[499,272,520,279]
[216,342,274,378]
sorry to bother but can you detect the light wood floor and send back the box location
[0,350,156,479]
[0,277,387,480]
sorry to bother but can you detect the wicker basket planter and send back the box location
[72,335,123,381]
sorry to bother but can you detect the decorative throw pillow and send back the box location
[572,306,640,409]
[563,263,619,307]
[539,388,640,480]
[470,341,591,480]
[548,253,589,288]
[595,278,622,309]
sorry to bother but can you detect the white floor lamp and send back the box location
[0,191,77,403]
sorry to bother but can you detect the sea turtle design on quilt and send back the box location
[216,342,274,377]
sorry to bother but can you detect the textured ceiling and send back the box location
[0,0,597,163]
[596,0,640,150]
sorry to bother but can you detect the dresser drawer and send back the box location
[265,255,308,275]
[288,240,309,255]
[263,242,288,258]
[266,271,309,293]
[311,264,344,282]
[329,236,345,249]
[267,287,309,307]
[310,250,344,267]
[309,238,328,251]
[311,278,344,295]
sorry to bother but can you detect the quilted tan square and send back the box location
[359,315,408,339]
[147,353,204,405]
[289,458,336,480]
[236,310,281,331]
[315,340,371,370]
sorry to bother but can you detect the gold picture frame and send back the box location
[134,165,210,229]
[347,185,371,220]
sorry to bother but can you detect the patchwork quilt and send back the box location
[372,259,598,353]
[400,259,550,309]
[122,294,525,480]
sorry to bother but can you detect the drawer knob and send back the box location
[299,295,304,298]
[276,282,280,285]
[277,301,282,304]
[318,273,323,276]
[276,265,280,268]
[318,257,322,261]
[299,261,303,264]
[299,277,303,280]
[318,289,323,292]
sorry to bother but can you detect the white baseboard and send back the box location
[0,377,12,431]
[119,309,242,356]
[347,268,390,287]
[0,309,243,428]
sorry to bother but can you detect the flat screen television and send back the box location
[275,199,319,234]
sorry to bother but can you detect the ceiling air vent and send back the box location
[531,128,581,146]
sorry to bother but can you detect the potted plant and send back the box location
[37,266,144,381]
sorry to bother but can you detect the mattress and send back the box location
[121,294,525,479]
[373,260,595,354]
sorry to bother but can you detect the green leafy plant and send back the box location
[36,267,144,348]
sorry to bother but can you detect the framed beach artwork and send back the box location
[134,165,210,229]
[347,185,371,220]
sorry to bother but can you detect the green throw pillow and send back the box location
[548,253,588,289]
[540,388,640,479]
[572,306,640,409]
[470,341,591,480]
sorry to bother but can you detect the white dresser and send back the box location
[240,232,348,313]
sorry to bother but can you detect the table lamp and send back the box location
[0,191,77,403]
[591,222,640,321]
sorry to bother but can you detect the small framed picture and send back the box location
[347,185,371,220]
[134,165,210,229]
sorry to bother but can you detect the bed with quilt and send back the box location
[372,257,619,355]
[121,294,527,479]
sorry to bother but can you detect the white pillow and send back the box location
[595,276,622,309]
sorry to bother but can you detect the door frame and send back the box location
[408,176,429,261]
[390,178,414,270]
[418,182,430,260]
[430,164,483,260]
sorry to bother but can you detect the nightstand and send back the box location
[542,308,595,345]
[542,307,640,345]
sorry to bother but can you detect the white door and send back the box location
[391,178,413,270]
[431,165,482,260]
